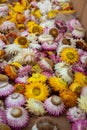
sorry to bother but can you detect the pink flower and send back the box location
[72,120,87,130]
[44,96,65,116]
[6,106,29,130]
[5,93,26,107]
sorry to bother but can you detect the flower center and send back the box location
[75,86,82,93]
[66,52,75,60]
[10,107,22,118]
[32,26,40,33]
[0,83,8,88]
[49,28,58,38]
[83,76,87,84]
[0,74,8,82]
[62,38,71,45]
[16,85,24,92]
[11,93,19,99]
[17,36,27,45]
[51,95,62,106]
[33,87,41,96]
[0,123,11,130]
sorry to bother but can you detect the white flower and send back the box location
[40,20,55,29]
[0,40,5,49]
[55,62,74,84]
[0,4,9,17]
[29,43,41,50]
[27,34,37,42]
[80,55,87,64]
[38,34,54,44]
[24,9,30,19]
[5,44,22,56]
[37,0,52,14]
[67,107,86,122]
[78,96,87,113]
[13,48,36,65]
[57,45,72,55]
[26,98,46,116]
[39,58,53,71]
[0,21,16,32]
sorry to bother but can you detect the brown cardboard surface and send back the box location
[71,0,87,41]
[80,3,87,40]
[70,0,85,19]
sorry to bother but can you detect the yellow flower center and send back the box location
[66,52,75,60]
[16,85,24,92]
[17,36,27,45]
[32,26,40,33]
[33,87,41,96]
[75,86,82,93]
[83,76,87,84]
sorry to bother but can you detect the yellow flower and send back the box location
[69,82,83,94]
[27,21,36,28]
[60,90,77,108]
[25,83,49,101]
[8,10,17,23]
[33,10,42,19]
[60,47,79,64]
[20,0,28,8]
[74,72,87,86]
[17,24,26,30]
[10,62,22,69]
[29,24,43,35]
[0,18,6,25]
[48,77,68,92]
[78,96,87,113]
[59,2,71,10]
[0,50,5,58]
[14,36,29,48]
[27,73,47,84]
[47,10,58,19]
[32,64,43,73]
[13,2,25,13]
[0,0,6,3]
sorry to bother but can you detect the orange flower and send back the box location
[14,83,26,94]
[4,65,18,80]
[0,50,5,58]
[60,90,77,108]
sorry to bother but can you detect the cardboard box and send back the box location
[71,0,87,41]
